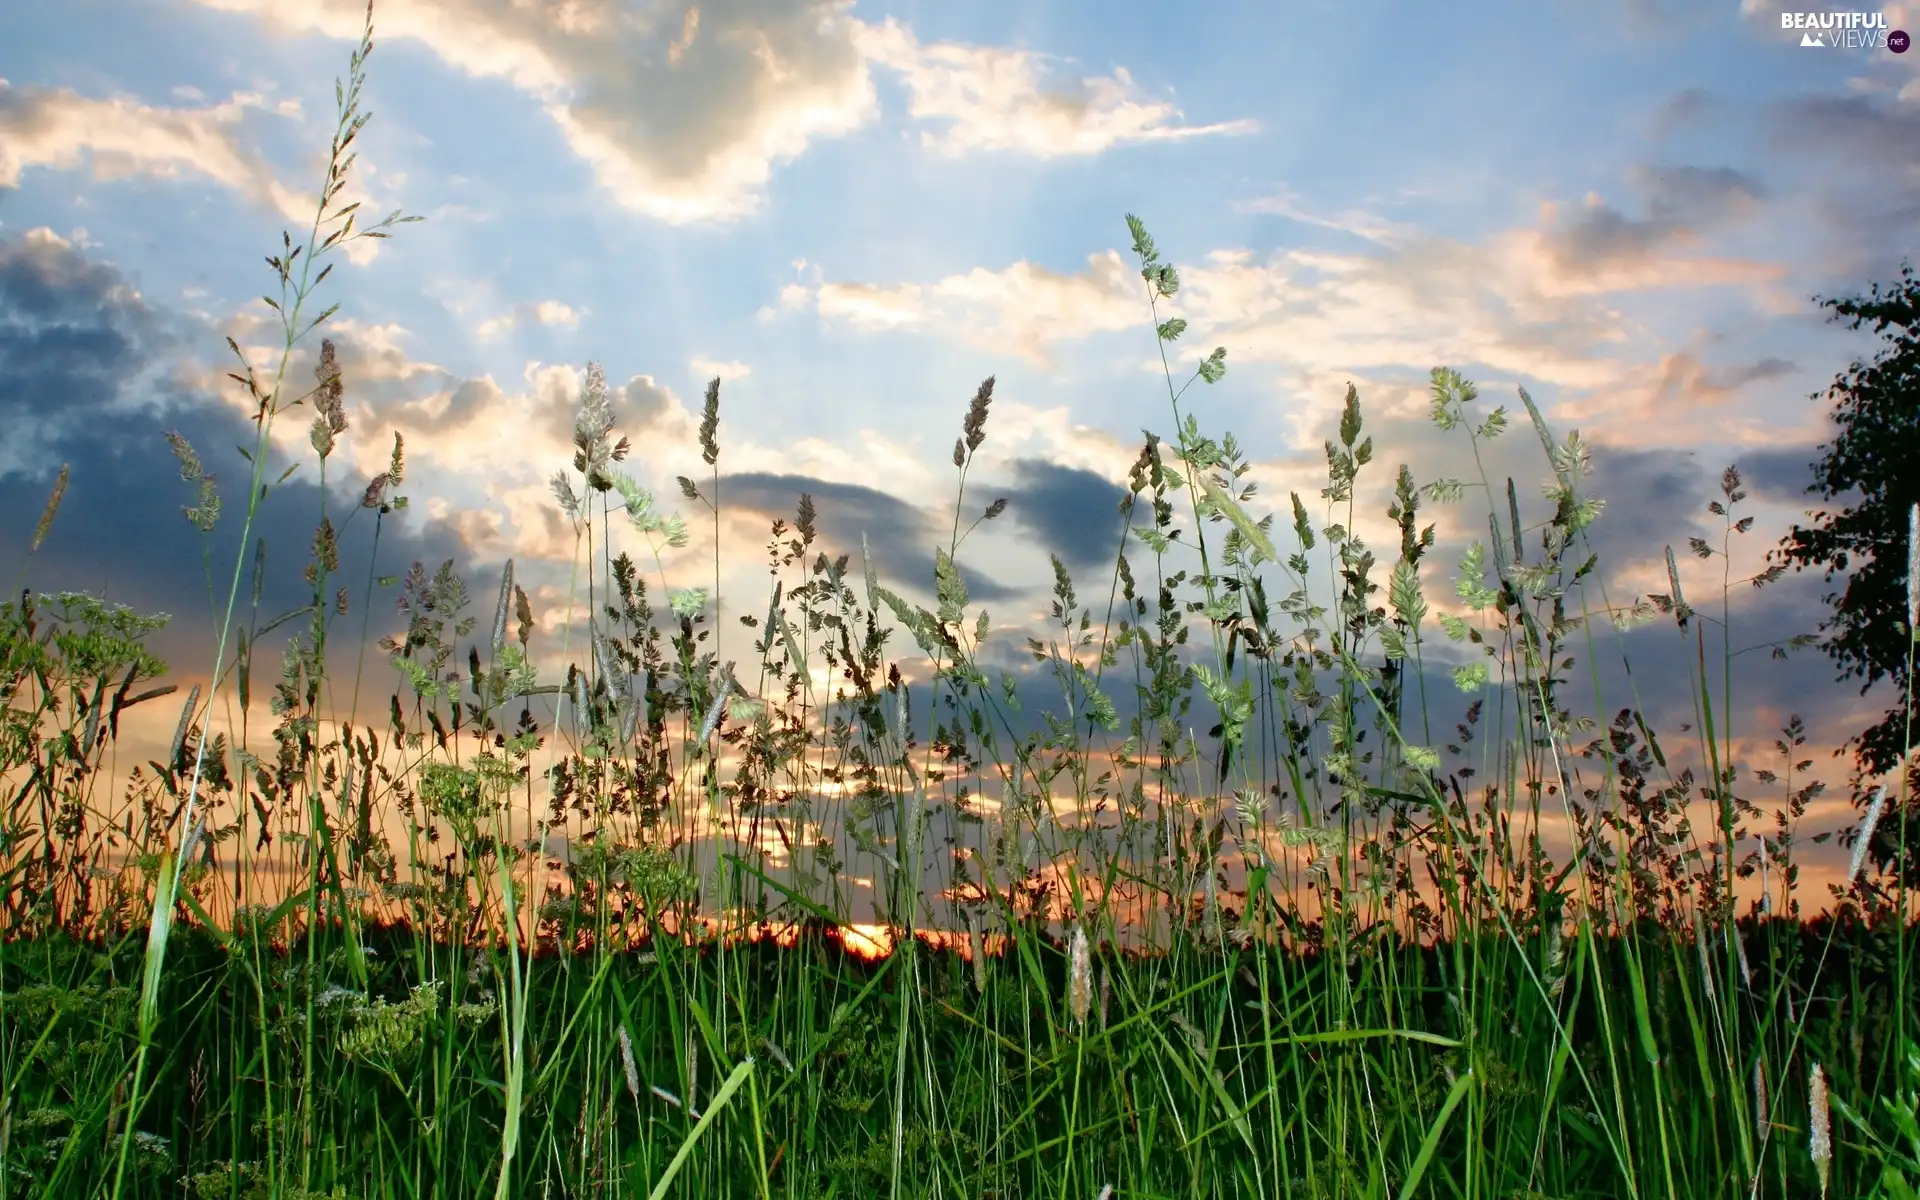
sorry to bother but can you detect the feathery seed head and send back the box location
[491,560,514,659]
[1068,924,1092,1026]
[312,517,339,574]
[670,587,707,620]
[1848,785,1888,887]
[1809,1062,1831,1197]
[164,431,203,482]
[962,375,995,453]
[551,470,582,519]
[696,671,733,747]
[361,432,407,511]
[965,908,987,993]
[574,361,617,490]
[169,684,201,772]
[310,338,347,458]
[514,584,534,647]
[1665,545,1688,619]
[29,465,68,555]
[700,376,720,465]
[796,493,817,543]
[1907,502,1918,630]
[165,431,222,531]
[617,1025,641,1101]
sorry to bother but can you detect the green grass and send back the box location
[2,6,1917,1198]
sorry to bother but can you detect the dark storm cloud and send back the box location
[1357,389,1722,576]
[1648,88,1713,139]
[1775,93,1920,161]
[1320,396,1885,784]
[1767,93,1920,283]
[717,470,1020,603]
[1718,356,1794,389]
[1539,162,1765,273]
[1636,164,1767,223]
[1540,202,1679,271]
[0,231,478,679]
[1736,444,1823,504]
[1578,442,1717,565]
[996,458,1139,571]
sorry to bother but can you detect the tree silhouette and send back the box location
[1774,263,1919,886]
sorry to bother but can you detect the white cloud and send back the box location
[775,249,1142,367]
[0,80,278,195]
[814,280,928,330]
[766,182,1800,455]
[196,0,880,224]
[189,0,1256,223]
[690,356,752,382]
[0,78,393,263]
[476,299,583,340]
[852,16,1259,157]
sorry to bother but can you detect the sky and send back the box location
[1,0,1916,921]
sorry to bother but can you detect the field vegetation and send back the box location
[2,7,1916,1197]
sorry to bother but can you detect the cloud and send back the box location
[191,0,1254,224]
[1637,164,1768,222]
[0,79,285,197]
[0,228,475,675]
[852,16,1259,157]
[773,249,1141,368]
[809,280,929,330]
[1233,185,1409,244]
[1738,443,1822,502]
[718,470,1019,602]
[1261,391,1884,807]
[770,171,1792,429]
[1648,87,1713,139]
[1526,164,1773,293]
[0,77,395,264]
[1553,349,1797,435]
[1767,90,1920,280]
[689,356,751,383]
[476,298,583,340]
[193,0,879,224]
[996,459,1135,571]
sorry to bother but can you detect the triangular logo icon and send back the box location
[1800,30,1825,45]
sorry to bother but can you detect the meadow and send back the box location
[2,8,1916,1198]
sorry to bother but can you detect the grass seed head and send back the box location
[1908,501,1919,628]
[1068,924,1092,1026]
[1809,1062,1831,1197]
